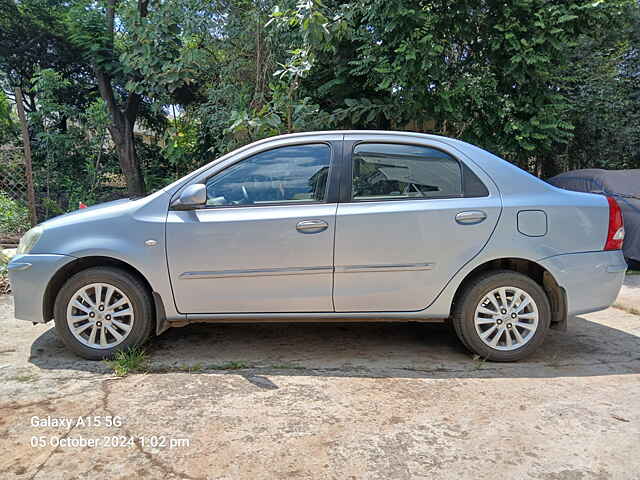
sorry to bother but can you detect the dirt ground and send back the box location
[1,295,639,480]
[616,274,640,316]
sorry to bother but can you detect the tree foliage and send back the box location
[289,0,637,169]
[0,0,638,219]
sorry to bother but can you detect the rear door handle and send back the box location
[455,210,487,225]
[296,220,328,233]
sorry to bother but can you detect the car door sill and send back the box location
[171,311,447,326]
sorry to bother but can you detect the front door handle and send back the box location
[455,210,487,225]
[296,220,328,233]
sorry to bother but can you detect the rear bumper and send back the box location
[7,253,76,323]
[539,250,627,316]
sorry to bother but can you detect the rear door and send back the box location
[333,134,501,312]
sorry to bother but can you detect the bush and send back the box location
[0,251,10,294]
[0,192,30,237]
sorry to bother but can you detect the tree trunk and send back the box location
[109,118,145,197]
[95,67,145,196]
[15,87,38,226]
[91,0,147,197]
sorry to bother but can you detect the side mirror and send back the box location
[172,184,206,210]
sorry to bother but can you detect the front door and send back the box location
[167,143,338,313]
[333,137,501,312]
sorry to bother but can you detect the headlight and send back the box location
[16,226,43,255]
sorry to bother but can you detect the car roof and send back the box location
[263,130,468,148]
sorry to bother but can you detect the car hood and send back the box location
[40,198,135,229]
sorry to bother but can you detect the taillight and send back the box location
[604,196,624,251]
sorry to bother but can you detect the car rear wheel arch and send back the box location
[44,256,159,333]
[450,257,567,331]
[451,269,552,361]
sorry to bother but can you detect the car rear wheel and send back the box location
[54,267,153,360]
[451,270,551,362]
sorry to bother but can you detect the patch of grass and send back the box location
[626,270,640,276]
[208,360,250,370]
[145,361,251,374]
[144,365,172,374]
[270,363,305,370]
[11,373,38,383]
[471,354,487,370]
[546,353,562,368]
[175,363,203,373]
[613,303,640,317]
[106,347,149,377]
[0,251,10,295]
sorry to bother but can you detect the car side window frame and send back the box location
[196,141,339,210]
[339,140,489,203]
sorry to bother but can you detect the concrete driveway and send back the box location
[1,294,639,480]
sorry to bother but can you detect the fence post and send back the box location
[14,87,37,227]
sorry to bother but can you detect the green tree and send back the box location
[64,0,221,195]
[0,0,90,112]
[562,2,640,173]
[1,0,638,216]
[0,91,18,143]
[278,0,638,173]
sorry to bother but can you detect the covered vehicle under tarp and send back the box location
[547,169,640,267]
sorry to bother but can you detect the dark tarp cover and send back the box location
[547,169,640,263]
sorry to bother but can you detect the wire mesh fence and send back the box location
[0,145,32,244]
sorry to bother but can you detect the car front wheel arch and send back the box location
[44,256,156,330]
[53,266,155,360]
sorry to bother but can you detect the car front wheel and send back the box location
[54,267,153,360]
[452,270,551,362]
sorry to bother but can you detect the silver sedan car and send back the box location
[8,131,627,361]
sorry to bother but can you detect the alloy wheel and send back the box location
[473,286,539,351]
[66,283,134,349]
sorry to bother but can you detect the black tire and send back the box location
[54,267,154,360]
[451,270,551,362]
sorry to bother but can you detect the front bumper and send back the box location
[540,250,627,317]
[7,254,76,323]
